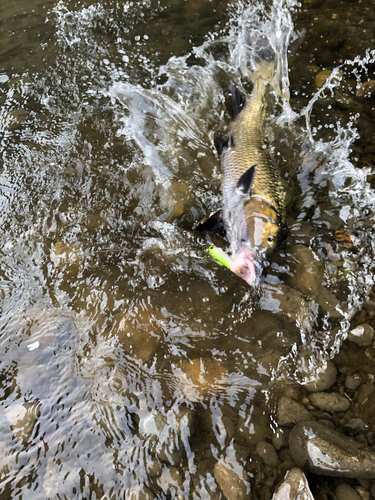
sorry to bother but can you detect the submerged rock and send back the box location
[214,460,251,500]
[308,392,350,412]
[304,361,337,392]
[277,397,311,427]
[289,420,375,478]
[335,483,362,500]
[348,324,374,347]
[256,440,280,467]
[272,468,314,500]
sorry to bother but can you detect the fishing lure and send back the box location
[208,246,231,269]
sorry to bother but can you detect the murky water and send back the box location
[0,0,375,498]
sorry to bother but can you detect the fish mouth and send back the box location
[230,248,259,285]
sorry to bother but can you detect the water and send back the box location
[0,0,375,498]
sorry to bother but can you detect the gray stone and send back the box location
[256,440,280,467]
[348,324,374,347]
[272,468,314,500]
[309,392,350,412]
[343,418,370,435]
[289,420,375,478]
[304,361,337,392]
[138,406,194,465]
[214,460,251,500]
[272,428,289,450]
[345,374,362,391]
[277,397,311,427]
[335,483,362,500]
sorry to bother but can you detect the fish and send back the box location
[215,45,286,285]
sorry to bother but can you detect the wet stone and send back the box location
[272,468,314,500]
[343,418,370,435]
[5,401,40,446]
[304,361,337,392]
[348,324,374,347]
[213,460,251,500]
[335,483,362,500]
[272,427,289,450]
[308,392,350,412]
[50,241,84,274]
[277,397,311,427]
[289,420,375,478]
[355,485,370,500]
[315,69,343,89]
[237,405,271,444]
[255,440,280,467]
[127,485,155,500]
[345,374,362,391]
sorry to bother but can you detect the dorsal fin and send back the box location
[229,83,245,118]
[236,164,258,195]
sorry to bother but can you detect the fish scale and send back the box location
[222,64,285,234]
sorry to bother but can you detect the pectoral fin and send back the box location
[193,209,223,232]
[236,164,258,195]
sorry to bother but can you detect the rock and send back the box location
[157,466,184,496]
[304,361,337,392]
[335,483,362,500]
[345,374,362,391]
[315,69,343,89]
[113,306,165,363]
[138,406,194,465]
[127,485,155,500]
[348,324,374,347]
[272,427,289,450]
[308,392,350,412]
[214,460,251,500]
[355,485,370,500]
[237,405,272,444]
[277,397,311,427]
[175,357,228,393]
[355,80,375,98]
[50,241,83,274]
[343,418,370,435]
[5,401,40,446]
[272,468,314,500]
[260,284,306,322]
[256,440,280,467]
[289,420,375,478]
[287,244,323,294]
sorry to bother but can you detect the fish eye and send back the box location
[267,236,275,243]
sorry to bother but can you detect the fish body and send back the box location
[219,58,285,285]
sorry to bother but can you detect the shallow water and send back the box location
[0,0,375,498]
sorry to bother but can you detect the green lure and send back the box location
[208,246,231,269]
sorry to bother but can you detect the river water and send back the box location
[0,0,375,498]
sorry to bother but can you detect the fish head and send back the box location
[230,199,280,285]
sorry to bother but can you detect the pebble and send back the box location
[5,401,40,446]
[315,69,343,89]
[335,483,362,500]
[345,374,362,391]
[348,324,374,347]
[272,427,289,450]
[277,397,311,427]
[308,392,350,412]
[355,485,370,500]
[355,80,375,98]
[289,420,375,478]
[255,440,280,467]
[50,241,83,273]
[113,307,165,363]
[138,406,194,465]
[237,405,272,444]
[272,468,314,500]
[343,418,370,435]
[128,486,155,500]
[213,460,251,500]
[304,361,337,392]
